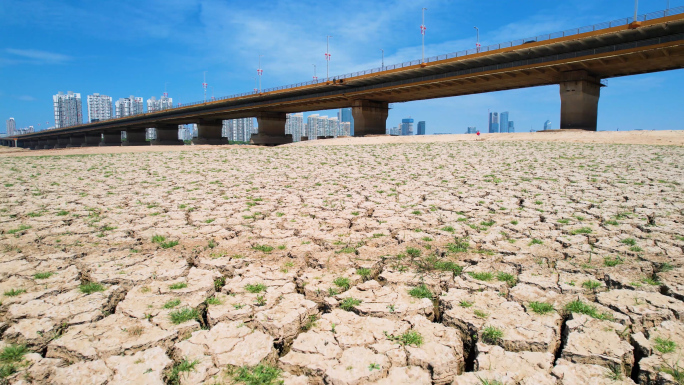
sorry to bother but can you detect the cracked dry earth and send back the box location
[0,140,682,385]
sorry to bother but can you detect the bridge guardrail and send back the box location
[25,6,684,134]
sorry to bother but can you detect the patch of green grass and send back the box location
[356,268,372,281]
[230,365,282,385]
[57,210,69,216]
[603,256,623,267]
[459,300,473,308]
[408,284,433,299]
[510,220,519,225]
[477,378,504,385]
[79,282,104,294]
[496,272,517,287]
[151,235,179,249]
[0,344,28,363]
[205,296,222,305]
[333,277,351,291]
[169,308,199,324]
[620,238,637,246]
[169,282,188,290]
[6,225,31,235]
[441,226,455,233]
[604,220,619,226]
[214,277,226,291]
[252,244,274,253]
[654,337,676,354]
[340,297,362,311]
[33,272,53,279]
[528,301,555,315]
[528,239,543,246]
[582,280,602,291]
[468,271,494,281]
[659,361,684,383]
[474,309,488,318]
[0,363,17,379]
[384,330,424,347]
[406,247,421,258]
[481,326,503,344]
[167,358,200,385]
[630,246,643,252]
[564,300,613,320]
[480,220,495,227]
[570,227,592,235]
[163,299,181,309]
[245,283,267,293]
[445,237,469,253]
[642,277,660,286]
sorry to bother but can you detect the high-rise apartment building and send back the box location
[339,122,351,136]
[86,93,113,123]
[223,118,255,142]
[53,91,82,129]
[285,113,304,142]
[417,121,426,135]
[327,117,339,136]
[339,108,354,136]
[400,118,414,136]
[147,95,174,112]
[6,118,16,136]
[500,111,509,133]
[306,114,320,139]
[508,121,515,132]
[115,96,144,118]
[488,112,499,133]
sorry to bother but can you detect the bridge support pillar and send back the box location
[66,136,84,148]
[193,120,227,145]
[54,137,70,148]
[44,139,58,149]
[100,132,122,146]
[82,133,102,147]
[351,100,388,136]
[251,112,293,146]
[122,130,149,146]
[560,70,601,131]
[151,125,183,145]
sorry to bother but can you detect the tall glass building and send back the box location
[488,112,499,133]
[508,121,515,132]
[417,121,426,135]
[400,118,414,136]
[339,108,354,136]
[500,111,509,133]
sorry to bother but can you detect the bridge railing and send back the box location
[31,6,683,133]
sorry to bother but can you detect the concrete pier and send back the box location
[352,100,388,136]
[560,70,601,131]
[251,112,293,145]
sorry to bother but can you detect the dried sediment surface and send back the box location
[0,139,682,384]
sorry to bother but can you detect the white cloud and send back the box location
[5,48,72,64]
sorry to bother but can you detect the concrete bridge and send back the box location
[3,8,683,149]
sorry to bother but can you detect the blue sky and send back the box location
[1,0,682,134]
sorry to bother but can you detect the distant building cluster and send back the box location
[223,118,256,142]
[388,118,425,136]
[284,108,354,142]
[4,117,35,136]
[488,111,515,133]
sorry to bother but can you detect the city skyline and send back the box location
[1,0,683,135]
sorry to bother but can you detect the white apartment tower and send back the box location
[53,91,82,129]
[6,118,16,136]
[86,93,113,123]
[115,96,144,118]
[285,113,304,142]
[222,118,255,142]
[147,95,173,112]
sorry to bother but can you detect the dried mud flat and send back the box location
[0,138,682,385]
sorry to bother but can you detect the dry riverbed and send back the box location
[0,139,682,384]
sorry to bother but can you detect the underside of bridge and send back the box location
[6,13,684,147]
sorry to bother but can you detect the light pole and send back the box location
[257,55,263,92]
[203,71,208,102]
[474,26,480,52]
[313,64,318,82]
[380,48,384,69]
[421,8,427,64]
[253,77,258,93]
[634,0,638,22]
[325,35,332,81]
[210,86,215,101]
